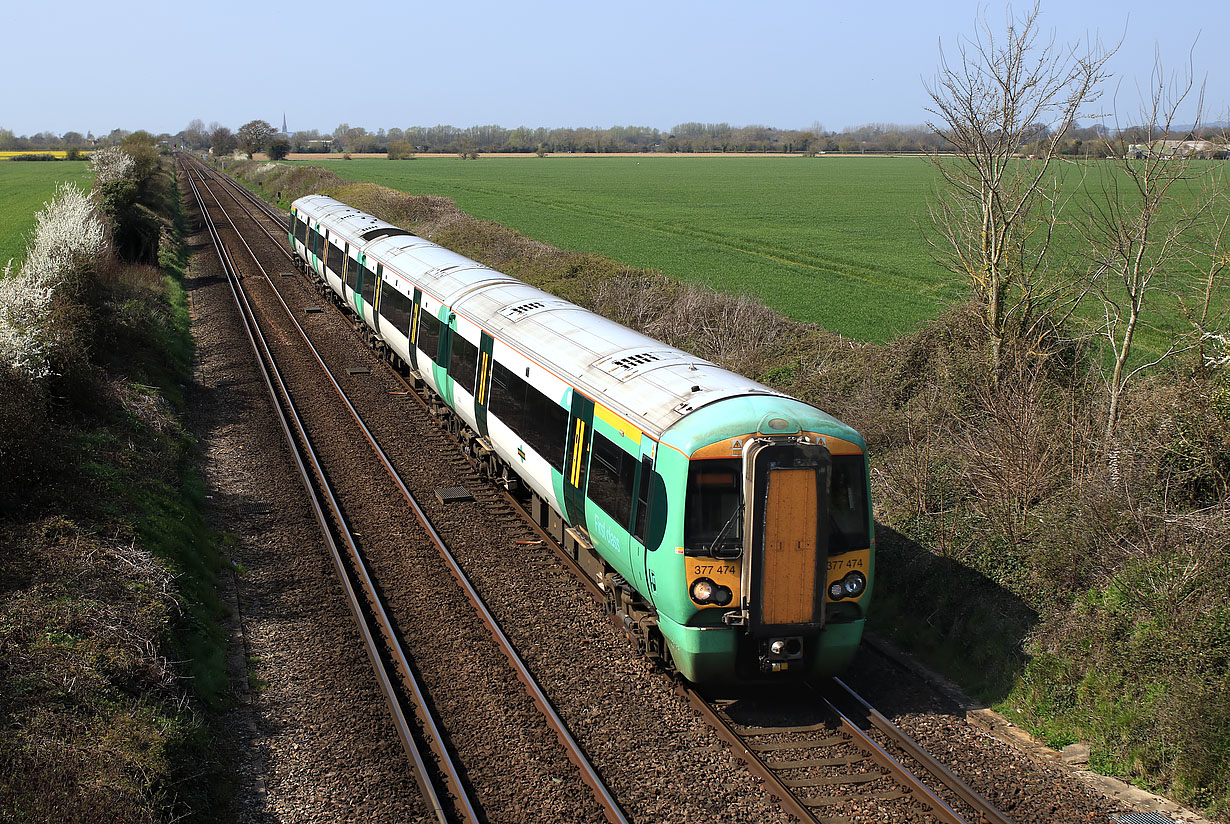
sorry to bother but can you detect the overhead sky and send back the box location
[3,0,1226,137]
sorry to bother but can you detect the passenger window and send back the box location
[589,431,635,529]
[450,330,479,395]
[378,281,413,336]
[360,264,377,305]
[417,308,441,361]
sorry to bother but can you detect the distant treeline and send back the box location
[224,121,1230,157]
[0,127,128,152]
[8,120,1229,158]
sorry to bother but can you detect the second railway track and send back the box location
[183,156,627,824]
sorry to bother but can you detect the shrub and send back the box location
[90,146,135,186]
[267,137,291,161]
[0,182,107,382]
[8,153,57,161]
[387,140,415,160]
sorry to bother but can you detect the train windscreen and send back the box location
[684,459,742,555]
[829,455,869,553]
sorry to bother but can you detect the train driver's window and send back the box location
[684,459,742,553]
[829,455,869,553]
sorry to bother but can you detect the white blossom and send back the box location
[1205,332,1230,370]
[90,146,135,186]
[0,182,106,379]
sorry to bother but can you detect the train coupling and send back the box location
[759,636,805,673]
[722,610,748,626]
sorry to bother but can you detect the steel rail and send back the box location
[677,686,834,824]
[182,159,469,824]
[828,677,1016,824]
[188,156,631,824]
[815,690,970,824]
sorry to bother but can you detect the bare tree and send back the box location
[924,2,1114,375]
[181,119,208,150]
[209,126,237,157]
[1081,52,1222,441]
[237,119,276,157]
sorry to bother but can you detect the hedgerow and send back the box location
[1,148,226,822]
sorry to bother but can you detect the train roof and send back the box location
[294,194,415,246]
[293,195,799,438]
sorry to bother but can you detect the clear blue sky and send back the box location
[2,0,1226,137]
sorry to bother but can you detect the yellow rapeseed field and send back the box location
[0,150,92,159]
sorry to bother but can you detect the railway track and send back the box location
[181,155,628,824]
[687,679,1015,824]
[180,154,1073,824]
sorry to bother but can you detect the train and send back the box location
[287,194,873,685]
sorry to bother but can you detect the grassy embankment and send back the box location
[233,156,1229,820]
[0,160,94,269]
[0,156,232,822]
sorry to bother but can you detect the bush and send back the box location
[387,140,415,160]
[0,182,108,383]
[267,137,291,161]
[8,153,57,161]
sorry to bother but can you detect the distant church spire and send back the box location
[281,113,288,136]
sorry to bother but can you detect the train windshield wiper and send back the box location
[705,503,743,559]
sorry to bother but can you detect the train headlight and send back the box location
[842,572,866,598]
[828,572,866,601]
[690,578,716,603]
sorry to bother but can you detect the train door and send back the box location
[353,251,366,317]
[561,391,595,530]
[437,311,454,409]
[342,243,353,301]
[313,225,324,275]
[474,332,494,438]
[744,440,831,635]
[372,263,383,337]
[631,441,659,604]
[407,288,422,372]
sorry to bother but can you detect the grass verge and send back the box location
[0,161,232,822]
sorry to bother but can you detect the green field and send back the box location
[0,161,94,272]
[315,157,960,342]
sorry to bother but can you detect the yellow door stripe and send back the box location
[478,352,489,404]
[571,420,586,486]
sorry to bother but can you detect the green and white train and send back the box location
[289,194,873,684]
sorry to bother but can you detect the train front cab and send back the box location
[658,405,872,685]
